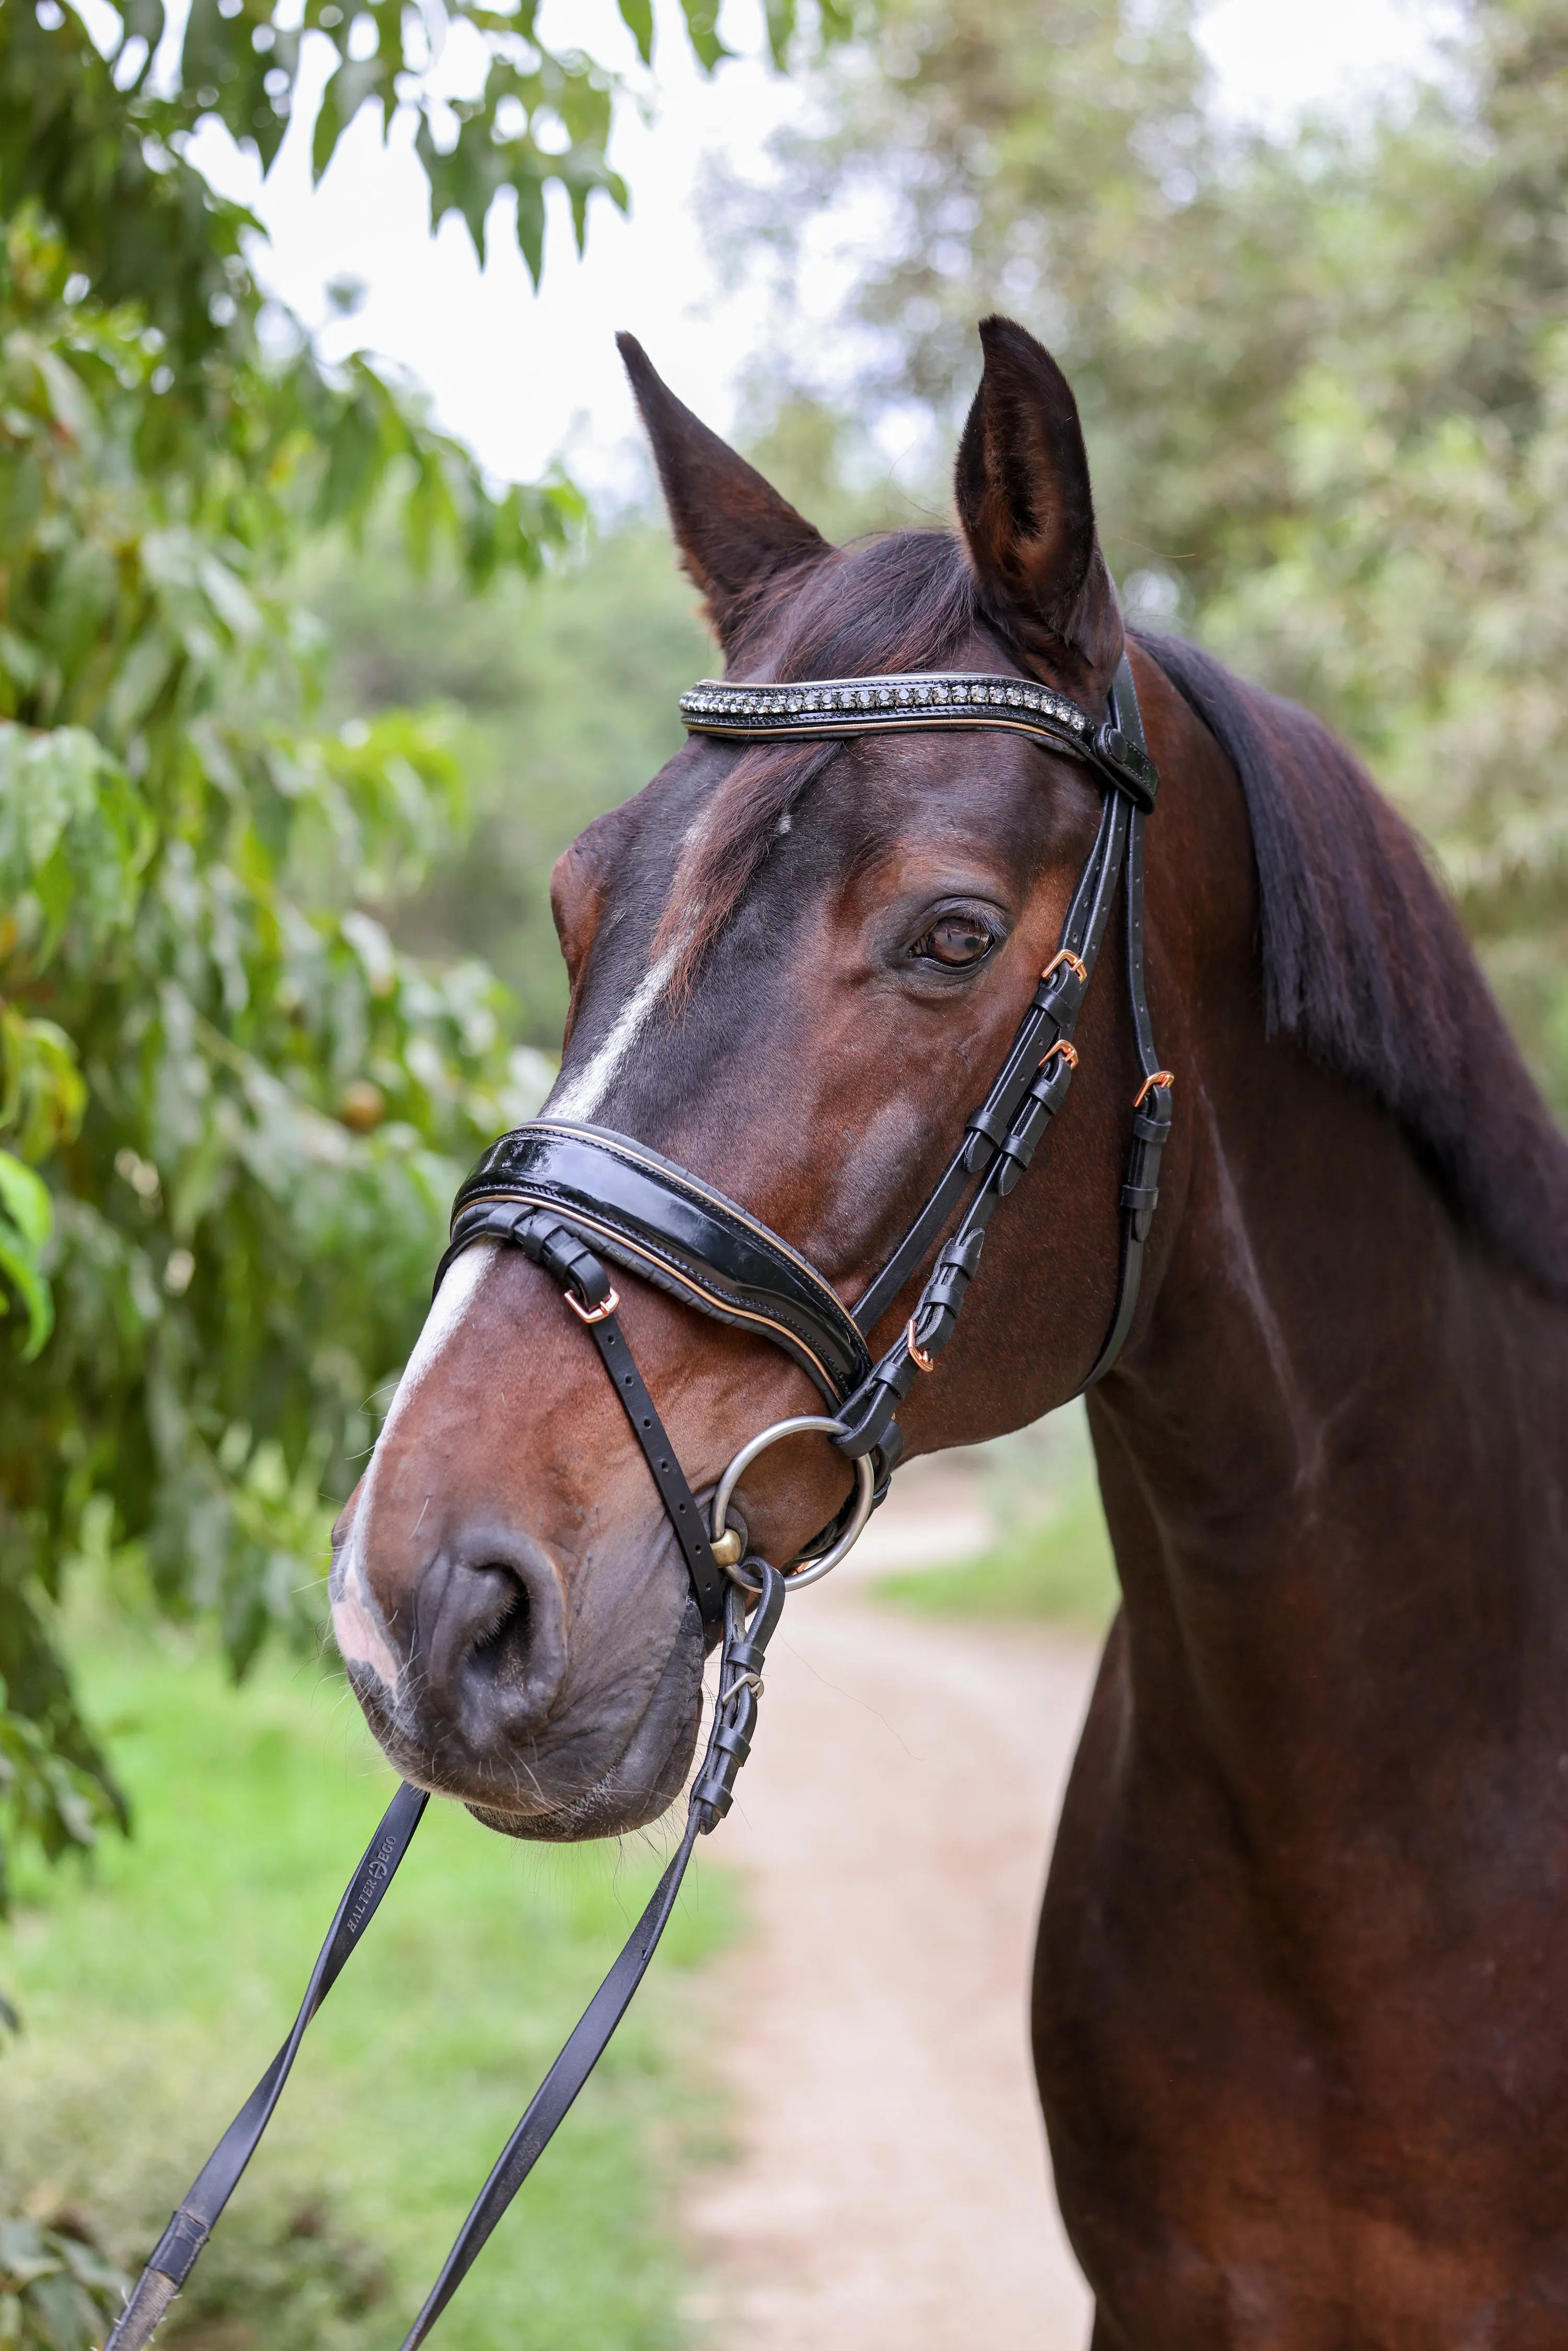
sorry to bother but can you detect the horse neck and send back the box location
[1091,1006,1568,1826]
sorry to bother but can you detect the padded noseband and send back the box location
[443,1122,872,1404]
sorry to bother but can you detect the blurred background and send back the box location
[1,0,1563,2342]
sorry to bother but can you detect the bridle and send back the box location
[106,652,1171,2351]
[435,650,1170,1609]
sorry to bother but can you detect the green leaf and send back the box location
[677,0,731,70]
[0,1150,52,1361]
[0,1153,49,1251]
[616,0,654,63]
[762,0,796,67]
[312,56,390,186]
[513,165,547,286]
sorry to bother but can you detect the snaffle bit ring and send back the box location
[710,1414,877,1594]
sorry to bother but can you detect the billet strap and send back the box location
[395,1566,785,2350]
[679,669,1159,812]
[103,1782,430,2351]
[446,1122,870,1406]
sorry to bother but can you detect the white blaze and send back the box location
[548,941,681,1124]
[331,1240,500,1694]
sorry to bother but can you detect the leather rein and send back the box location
[106,653,1170,2351]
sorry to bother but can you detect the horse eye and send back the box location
[916,915,994,969]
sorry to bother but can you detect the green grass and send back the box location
[874,1482,1117,1628]
[1,1629,735,2351]
[871,1408,1120,1631]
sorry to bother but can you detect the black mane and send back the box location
[1138,627,1568,1302]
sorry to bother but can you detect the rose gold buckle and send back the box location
[906,1316,936,1374]
[1037,1039,1079,1071]
[1134,1070,1175,1107]
[564,1284,620,1325]
[1040,948,1088,985]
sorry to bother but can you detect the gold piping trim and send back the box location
[463,1189,851,1397]
[522,1122,849,1319]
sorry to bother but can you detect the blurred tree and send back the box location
[0,207,548,1903]
[299,520,713,1042]
[734,0,1568,1107]
[0,0,858,1904]
[296,399,929,1044]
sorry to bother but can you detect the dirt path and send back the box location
[684,1473,1101,2351]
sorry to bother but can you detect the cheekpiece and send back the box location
[678,669,1158,811]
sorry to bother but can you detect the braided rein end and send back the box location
[100,2259,180,2351]
[689,1560,785,1829]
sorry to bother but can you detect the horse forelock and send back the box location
[1137,628,1568,1302]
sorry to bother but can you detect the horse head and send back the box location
[328,316,1205,1839]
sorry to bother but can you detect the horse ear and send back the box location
[618,332,832,648]
[953,316,1123,706]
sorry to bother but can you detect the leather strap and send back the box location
[834,773,1135,1461]
[107,1569,787,2351]
[849,787,1124,1340]
[583,1308,730,1626]
[447,1123,870,1404]
[103,1782,430,2351]
[431,1199,731,1628]
[1079,666,1174,1388]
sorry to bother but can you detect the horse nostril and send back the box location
[466,1569,534,1697]
[414,1545,566,1750]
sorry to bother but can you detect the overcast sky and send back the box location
[188,0,1459,495]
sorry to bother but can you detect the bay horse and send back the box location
[330,316,1568,2343]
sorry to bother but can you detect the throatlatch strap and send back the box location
[1080,667,1175,1389]
[103,1781,429,2351]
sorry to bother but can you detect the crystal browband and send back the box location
[678,669,1158,810]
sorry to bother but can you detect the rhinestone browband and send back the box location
[678,669,1158,809]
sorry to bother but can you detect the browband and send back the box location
[444,1121,872,1405]
[679,669,1159,813]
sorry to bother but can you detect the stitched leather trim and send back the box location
[452,1121,871,1395]
[456,1126,861,1363]
[529,1121,846,1304]
[452,1192,852,1402]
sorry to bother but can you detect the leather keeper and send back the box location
[151,2209,211,2287]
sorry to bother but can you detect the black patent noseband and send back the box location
[107,653,1172,2351]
